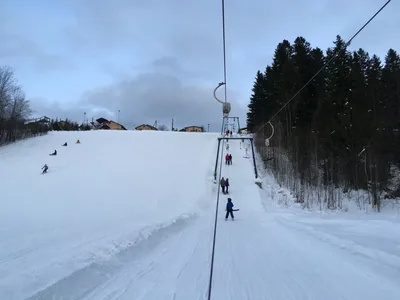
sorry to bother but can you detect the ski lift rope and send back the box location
[253,0,392,135]
[207,0,229,299]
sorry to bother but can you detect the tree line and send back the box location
[0,65,93,146]
[246,35,400,212]
[0,66,38,145]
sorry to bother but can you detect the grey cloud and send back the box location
[30,56,247,131]
[0,17,75,72]
[30,98,113,125]
[82,62,246,131]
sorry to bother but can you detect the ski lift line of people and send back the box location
[42,139,81,174]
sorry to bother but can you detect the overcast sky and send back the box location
[0,0,399,131]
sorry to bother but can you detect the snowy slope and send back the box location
[0,131,218,300]
[2,132,400,300]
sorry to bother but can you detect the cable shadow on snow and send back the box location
[25,213,198,300]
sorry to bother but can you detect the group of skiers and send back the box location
[225,129,233,137]
[42,139,80,174]
[220,177,230,194]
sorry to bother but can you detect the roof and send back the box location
[24,116,50,125]
[96,117,109,124]
[135,124,157,130]
[108,120,127,130]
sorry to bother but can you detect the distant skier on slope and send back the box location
[42,164,48,174]
[224,178,230,194]
[225,153,229,165]
[62,142,67,146]
[225,198,234,220]
[220,177,226,194]
[229,154,232,165]
[49,150,57,156]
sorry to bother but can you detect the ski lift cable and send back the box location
[207,130,227,300]
[254,0,392,135]
[221,0,227,104]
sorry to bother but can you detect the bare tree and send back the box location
[158,124,169,131]
[0,65,40,145]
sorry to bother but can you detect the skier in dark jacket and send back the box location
[220,177,226,194]
[50,150,57,156]
[225,198,234,220]
[229,154,232,165]
[224,178,230,194]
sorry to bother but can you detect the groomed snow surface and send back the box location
[1,131,400,300]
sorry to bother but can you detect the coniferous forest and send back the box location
[246,35,400,212]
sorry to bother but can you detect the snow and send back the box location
[1,131,400,300]
[0,131,218,300]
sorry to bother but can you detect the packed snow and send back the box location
[1,131,400,300]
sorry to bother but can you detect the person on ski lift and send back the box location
[42,164,48,174]
[225,198,234,220]
[224,178,230,194]
[50,150,57,156]
[220,177,226,194]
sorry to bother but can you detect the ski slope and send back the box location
[1,132,400,300]
[0,131,218,300]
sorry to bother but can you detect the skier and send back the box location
[220,177,226,194]
[225,153,229,165]
[224,178,230,194]
[229,154,232,165]
[76,139,80,144]
[225,198,234,220]
[49,150,57,156]
[42,164,48,174]
[62,142,67,146]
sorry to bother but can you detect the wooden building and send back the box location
[135,124,158,131]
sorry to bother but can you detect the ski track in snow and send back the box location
[1,132,400,299]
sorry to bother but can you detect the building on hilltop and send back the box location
[135,124,158,131]
[179,125,204,132]
[239,127,248,134]
[24,116,51,125]
[93,118,127,130]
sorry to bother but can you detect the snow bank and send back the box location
[255,149,400,215]
[0,130,218,300]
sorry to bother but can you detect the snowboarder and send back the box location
[224,178,230,194]
[62,142,67,146]
[225,198,234,220]
[229,154,232,165]
[76,139,80,144]
[42,164,48,174]
[49,150,57,156]
[220,177,226,194]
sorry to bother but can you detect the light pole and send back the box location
[118,110,120,123]
[208,124,210,132]
[84,112,86,125]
